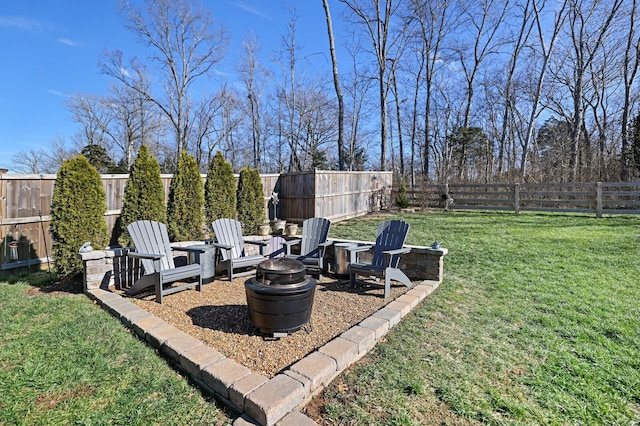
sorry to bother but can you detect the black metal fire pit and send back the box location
[245,258,316,337]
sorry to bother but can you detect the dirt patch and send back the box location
[120,275,413,378]
[25,276,83,296]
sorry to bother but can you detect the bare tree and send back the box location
[12,136,77,173]
[236,32,269,171]
[519,0,568,179]
[67,94,111,150]
[343,30,375,170]
[100,0,229,161]
[454,0,509,129]
[11,149,47,174]
[273,9,305,172]
[620,0,640,180]
[410,0,460,181]
[341,0,406,171]
[206,85,245,169]
[323,0,346,170]
[272,9,336,172]
[495,0,535,176]
[562,0,623,181]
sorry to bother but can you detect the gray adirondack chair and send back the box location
[283,217,332,277]
[347,219,412,298]
[211,218,267,280]
[126,220,203,304]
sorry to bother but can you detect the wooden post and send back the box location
[0,169,6,265]
[596,182,603,218]
[514,183,520,214]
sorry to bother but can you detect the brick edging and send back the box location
[87,281,440,425]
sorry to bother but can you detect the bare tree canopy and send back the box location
[13,0,637,184]
[100,0,229,161]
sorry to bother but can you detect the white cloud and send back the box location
[46,89,69,97]
[0,15,44,32]
[57,38,78,47]
[231,2,271,20]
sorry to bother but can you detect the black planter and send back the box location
[245,258,316,336]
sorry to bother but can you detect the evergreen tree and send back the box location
[118,145,166,246]
[167,150,204,241]
[237,167,265,234]
[50,155,109,277]
[205,151,237,230]
[396,178,409,208]
[81,144,118,173]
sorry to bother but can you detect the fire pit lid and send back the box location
[255,257,306,286]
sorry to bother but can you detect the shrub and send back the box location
[50,155,109,277]
[237,166,265,234]
[118,145,166,246]
[396,178,409,209]
[205,151,237,230]
[167,150,204,241]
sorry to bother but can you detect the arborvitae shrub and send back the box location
[167,150,204,241]
[237,167,265,234]
[205,151,237,230]
[397,178,410,209]
[50,155,109,277]
[118,145,166,246]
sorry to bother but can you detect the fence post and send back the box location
[514,183,520,214]
[596,182,603,218]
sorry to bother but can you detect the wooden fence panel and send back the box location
[1,174,55,268]
[0,171,391,270]
[407,181,640,216]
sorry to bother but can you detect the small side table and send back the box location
[187,244,216,284]
[334,242,357,276]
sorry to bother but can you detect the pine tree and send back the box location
[204,151,237,230]
[396,178,409,208]
[50,155,109,277]
[167,150,204,241]
[118,145,166,246]
[237,167,265,234]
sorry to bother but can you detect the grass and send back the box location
[0,273,233,425]
[313,211,640,425]
[1,211,639,425]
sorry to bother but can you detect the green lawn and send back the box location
[1,211,639,425]
[0,273,233,425]
[313,211,640,424]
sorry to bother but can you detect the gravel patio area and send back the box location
[120,274,413,378]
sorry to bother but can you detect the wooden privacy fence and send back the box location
[0,170,392,270]
[405,182,640,216]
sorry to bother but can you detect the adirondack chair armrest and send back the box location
[244,239,268,247]
[244,239,268,255]
[282,238,301,247]
[282,238,301,255]
[346,244,372,253]
[210,242,233,251]
[318,240,333,256]
[127,251,164,261]
[383,247,411,256]
[346,244,372,263]
[382,247,411,267]
[171,246,207,254]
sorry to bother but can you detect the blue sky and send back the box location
[0,1,346,172]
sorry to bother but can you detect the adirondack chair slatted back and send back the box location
[371,220,410,268]
[299,217,331,256]
[212,219,246,260]
[128,220,175,274]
